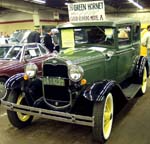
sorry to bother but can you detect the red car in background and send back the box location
[0,43,51,97]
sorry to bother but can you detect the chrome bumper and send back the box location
[1,99,94,127]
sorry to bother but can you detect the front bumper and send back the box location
[1,99,94,127]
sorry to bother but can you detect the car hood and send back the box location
[59,47,108,64]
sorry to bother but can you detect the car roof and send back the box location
[57,19,140,28]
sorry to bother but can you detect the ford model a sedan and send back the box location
[1,19,149,143]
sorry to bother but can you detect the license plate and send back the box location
[43,77,65,86]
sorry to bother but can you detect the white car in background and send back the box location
[8,30,31,43]
[0,37,9,44]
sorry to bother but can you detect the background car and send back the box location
[0,44,12,58]
[8,30,31,44]
[0,43,51,98]
[0,37,9,44]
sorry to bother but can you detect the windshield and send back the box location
[4,46,22,60]
[0,46,11,58]
[60,26,115,49]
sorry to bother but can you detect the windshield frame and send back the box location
[59,26,116,49]
[4,45,23,61]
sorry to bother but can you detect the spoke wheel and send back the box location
[16,95,31,122]
[92,93,114,143]
[7,90,33,128]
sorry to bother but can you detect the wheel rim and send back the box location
[16,95,30,122]
[141,67,147,94]
[103,93,113,139]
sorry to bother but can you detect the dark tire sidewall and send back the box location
[7,90,33,128]
[92,93,113,143]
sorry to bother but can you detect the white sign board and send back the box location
[68,1,105,23]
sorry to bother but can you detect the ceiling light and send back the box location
[32,0,46,4]
[24,0,46,4]
[128,0,143,9]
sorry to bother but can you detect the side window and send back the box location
[133,24,140,41]
[118,26,131,46]
[25,48,41,59]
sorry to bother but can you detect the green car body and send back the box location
[1,19,149,143]
[57,19,141,83]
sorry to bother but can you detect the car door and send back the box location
[104,27,117,80]
[116,24,136,83]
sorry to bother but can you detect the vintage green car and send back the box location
[1,19,149,143]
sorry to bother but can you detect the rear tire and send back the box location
[92,93,114,143]
[7,90,33,128]
[138,66,147,95]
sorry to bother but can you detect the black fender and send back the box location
[134,56,149,83]
[5,73,24,90]
[82,80,127,115]
[83,80,116,102]
[71,80,117,115]
[5,73,43,106]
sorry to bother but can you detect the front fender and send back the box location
[83,80,116,102]
[5,73,24,90]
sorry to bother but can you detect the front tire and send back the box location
[7,90,33,128]
[92,93,114,143]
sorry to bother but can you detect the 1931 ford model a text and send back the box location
[1,19,149,143]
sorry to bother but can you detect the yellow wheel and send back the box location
[16,95,31,122]
[139,67,147,95]
[92,93,114,143]
[7,90,33,128]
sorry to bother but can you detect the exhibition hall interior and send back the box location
[0,0,150,144]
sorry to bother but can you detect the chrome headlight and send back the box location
[68,65,84,82]
[25,63,38,78]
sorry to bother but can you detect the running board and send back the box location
[1,100,94,127]
[122,84,141,99]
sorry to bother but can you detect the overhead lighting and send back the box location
[32,0,46,4]
[128,0,143,9]
[24,0,46,5]
[65,3,69,5]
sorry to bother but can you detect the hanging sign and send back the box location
[68,1,105,23]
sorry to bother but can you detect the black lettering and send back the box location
[73,4,86,11]
[79,16,89,21]
[88,2,103,10]
[68,5,74,11]
[90,15,98,20]
[99,15,104,20]
[70,16,78,21]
